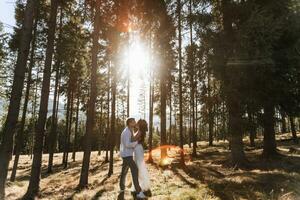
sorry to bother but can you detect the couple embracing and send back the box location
[119,118,151,199]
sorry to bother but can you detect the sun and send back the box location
[128,40,150,76]
[121,34,151,118]
[121,34,150,78]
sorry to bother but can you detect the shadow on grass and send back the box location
[166,147,300,200]
[117,191,125,200]
[64,174,110,200]
[13,160,83,182]
[170,165,198,188]
[91,189,106,200]
[206,172,300,200]
[65,186,83,200]
[90,161,107,175]
[249,152,300,173]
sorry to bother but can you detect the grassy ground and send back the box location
[5,133,300,200]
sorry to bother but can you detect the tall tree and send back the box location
[207,69,214,146]
[62,87,72,167]
[155,0,174,160]
[262,104,277,157]
[105,63,111,163]
[10,16,38,182]
[79,0,101,187]
[72,85,80,161]
[188,0,197,156]
[221,0,247,166]
[0,0,36,197]
[47,7,63,173]
[24,0,59,197]
[290,116,298,144]
[177,0,185,165]
[148,71,154,162]
[160,47,167,159]
[108,59,116,176]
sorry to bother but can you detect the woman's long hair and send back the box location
[137,119,148,144]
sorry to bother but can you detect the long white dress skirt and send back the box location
[132,144,151,191]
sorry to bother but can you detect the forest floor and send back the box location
[5,132,300,200]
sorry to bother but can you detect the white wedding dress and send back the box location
[133,143,151,191]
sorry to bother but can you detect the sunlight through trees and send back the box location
[0,0,299,199]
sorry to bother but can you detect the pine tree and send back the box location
[0,0,37,197]
[24,0,59,197]
[10,15,38,182]
[177,0,185,165]
[79,0,101,187]
[47,6,63,173]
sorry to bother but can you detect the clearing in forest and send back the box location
[6,133,300,200]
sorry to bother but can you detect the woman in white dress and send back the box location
[132,119,151,193]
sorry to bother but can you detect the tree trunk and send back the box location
[0,0,36,197]
[191,82,197,155]
[249,126,256,147]
[105,130,109,162]
[47,63,60,172]
[47,7,63,173]
[220,0,248,167]
[228,99,247,166]
[208,70,213,146]
[290,116,298,144]
[64,90,74,168]
[72,88,80,161]
[188,109,192,148]
[148,76,154,162]
[174,110,177,145]
[248,112,256,147]
[98,100,103,156]
[24,0,59,197]
[78,3,101,187]
[127,34,130,118]
[188,0,197,157]
[281,111,287,133]
[29,66,40,159]
[177,0,184,166]
[63,88,71,165]
[108,62,116,176]
[160,64,167,159]
[105,63,110,163]
[169,83,172,145]
[262,104,278,158]
[195,88,198,144]
[222,102,226,141]
[10,16,38,182]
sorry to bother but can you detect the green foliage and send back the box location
[192,0,300,117]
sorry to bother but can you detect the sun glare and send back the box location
[128,40,150,76]
[121,34,151,118]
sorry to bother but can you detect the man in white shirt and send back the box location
[119,118,146,199]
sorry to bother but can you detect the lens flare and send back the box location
[146,145,189,166]
[160,157,172,166]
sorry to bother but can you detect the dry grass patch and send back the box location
[5,133,300,200]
